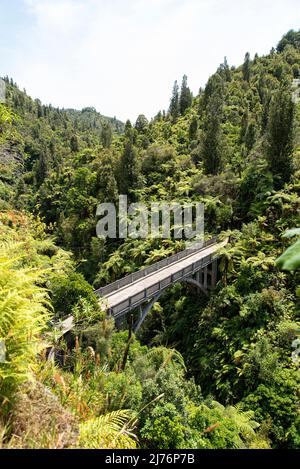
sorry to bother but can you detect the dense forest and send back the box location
[0,30,299,449]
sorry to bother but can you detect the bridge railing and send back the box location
[110,251,216,318]
[94,236,218,298]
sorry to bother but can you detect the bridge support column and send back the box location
[195,271,201,294]
[211,259,218,288]
[115,316,123,330]
[203,266,208,290]
[134,293,163,333]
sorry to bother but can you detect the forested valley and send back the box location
[0,30,299,449]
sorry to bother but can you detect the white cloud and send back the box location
[4,0,300,121]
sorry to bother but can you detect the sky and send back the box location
[0,0,300,122]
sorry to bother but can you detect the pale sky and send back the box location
[0,0,300,122]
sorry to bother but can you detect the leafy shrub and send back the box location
[50,272,98,317]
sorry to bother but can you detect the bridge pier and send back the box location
[195,271,201,294]
[134,293,162,333]
[210,259,218,289]
[203,266,208,290]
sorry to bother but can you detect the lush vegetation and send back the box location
[0,30,299,449]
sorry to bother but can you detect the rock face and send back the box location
[0,145,23,208]
[10,381,79,449]
[0,144,23,168]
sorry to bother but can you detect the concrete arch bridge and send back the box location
[95,237,228,332]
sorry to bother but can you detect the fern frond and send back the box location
[78,409,137,449]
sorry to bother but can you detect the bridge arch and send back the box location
[133,276,209,332]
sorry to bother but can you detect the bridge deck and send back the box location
[100,239,227,315]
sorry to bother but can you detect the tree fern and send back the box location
[78,409,137,449]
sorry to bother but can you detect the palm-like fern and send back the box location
[203,401,260,449]
[78,410,137,449]
[222,402,259,442]
[0,241,51,407]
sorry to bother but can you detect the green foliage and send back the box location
[78,410,137,449]
[169,81,180,120]
[179,75,193,115]
[50,272,99,318]
[242,52,251,82]
[135,115,149,133]
[201,74,225,174]
[101,122,113,148]
[0,104,15,143]
[266,87,295,188]
[276,238,300,271]
[118,137,141,201]
[140,403,186,449]
[243,368,300,448]
[187,401,260,449]
[276,228,300,271]
[277,30,300,52]
[0,240,51,409]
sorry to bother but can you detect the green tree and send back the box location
[266,88,295,188]
[50,272,99,318]
[70,134,79,152]
[118,138,141,201]
[242,52,251,82]
[201,74,225,174]
[189,115,198,141]
[169,80,180,120]
[277,29,300,52]
[34,150,49,186]
[179,75,192,115]
[217,57,231,82]
[135,114,149,133]
[94,150,119,203]
[101,122,112,148]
